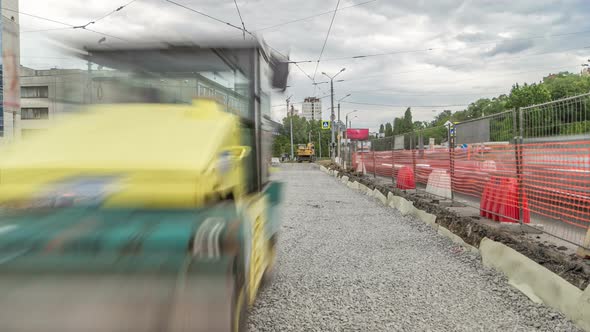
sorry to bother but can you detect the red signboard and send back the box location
[346,128,369,140]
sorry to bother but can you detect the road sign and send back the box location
[321,121,330,130]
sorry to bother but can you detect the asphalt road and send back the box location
[249,163,581,332]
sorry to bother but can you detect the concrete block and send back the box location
[319,165,327,173]
[357,183,368,194]
[373,189,387,205]
[398,197,415,216]
[334,171,339,177]
[575,286,590,331]
[438,226,479,254]
[387,194,402,210]
[347,181,359,190]
[480,238,589,331]
[341,176,349,184]
[415,209,437,228]
[577,228,590,258]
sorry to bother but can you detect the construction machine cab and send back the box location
[68,37,289,194]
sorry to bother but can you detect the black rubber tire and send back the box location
[230,272,248,332]
[261,235,278,288]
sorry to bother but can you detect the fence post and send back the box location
[410,133,417,192]
[449,125,455,202]
[391,136,395,185]
[516,108,524,225]
[373,145,376,179]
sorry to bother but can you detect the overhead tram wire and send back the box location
[311,0,341,81]
[165,0,246,33]
[266,43,329,96]
[251,0,378,32]
[92,0,140,24]
[233,0,247,39]
[3,7,131,42]
[165,0,330,97]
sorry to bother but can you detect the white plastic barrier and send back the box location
[425,169,452,199]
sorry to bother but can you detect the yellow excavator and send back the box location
[296,143,316,163]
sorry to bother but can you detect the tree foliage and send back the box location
[271,115,333,158]
[376,71,590,137]
[384,122,393,136]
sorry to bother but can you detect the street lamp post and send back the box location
[344,109,358,168]
[345,109,358,140]
[350,115,359,129]
[321,68,346,160]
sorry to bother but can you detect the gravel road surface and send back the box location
[249,163,582,332]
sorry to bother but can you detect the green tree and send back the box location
[430,110,452,127]
[542,72,590,100]
[402,107,413,133]
[384,122,393,136]
[506,82,551,109]
[379,124,385,134]
[392,117,403,135]
[413,121,425,130]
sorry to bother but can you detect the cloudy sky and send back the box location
[17,0,590,130]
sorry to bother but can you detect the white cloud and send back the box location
[17,0,590,130]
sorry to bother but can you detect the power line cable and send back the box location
[312,0,341,81]
[343,44,590,83]
[343,101,469,108]
[339,65,577,108]
[252,0,377,32]
[2,7,74,27]
[21,27,75,33]
[293,29,590,64]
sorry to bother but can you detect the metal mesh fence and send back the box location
[355,94,590,250]
[521,93,590,139]
[455,110,516,145]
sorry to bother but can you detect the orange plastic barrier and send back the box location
[396,166,415,189]
[480,177,530,223]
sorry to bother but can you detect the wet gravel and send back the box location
[249,164,582,332]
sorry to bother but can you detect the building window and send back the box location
[21,108,49,120]
[21,86,49,98]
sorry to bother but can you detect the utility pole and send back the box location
[321,68,346,160]
[288,96,294,160]
[330,79,335,159]
[337,94,351,163]
[318,131,322,158]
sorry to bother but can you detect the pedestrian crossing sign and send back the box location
[321,121,330,130]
